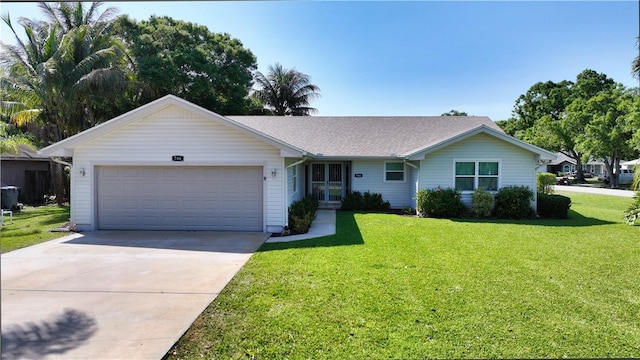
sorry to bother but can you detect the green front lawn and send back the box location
[168,192,640,359]
[1,205,71,253]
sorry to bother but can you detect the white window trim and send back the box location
[452,159,501,193]
[292,166,298,193]
[383,161,406,183]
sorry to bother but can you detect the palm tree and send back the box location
[253,63,320,116]
[1,5,127,139]
[0,2,128,204]
[38,1,119,34]
[633,37,640,80]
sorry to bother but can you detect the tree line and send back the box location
[496,68,640,188]
[0,2,321,204]
[1,2,321,151]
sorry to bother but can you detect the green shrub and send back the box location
[416,187,465,218]
[341,191,390,211]
[537,172,556,195]
[471,188,494,218]
[537,193,571,219]
[623,192,640,225]
[494,186,534,219]
[288,196,319,234]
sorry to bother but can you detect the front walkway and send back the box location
[267,209,336,243]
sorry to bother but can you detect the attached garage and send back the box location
[38,96,302,232]
[97,166,263,231]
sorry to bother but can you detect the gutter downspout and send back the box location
[51,157,72,167]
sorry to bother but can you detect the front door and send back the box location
[311,163,343,203]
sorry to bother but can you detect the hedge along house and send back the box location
[39,95,556,232]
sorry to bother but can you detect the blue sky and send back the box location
[2,1,638,120]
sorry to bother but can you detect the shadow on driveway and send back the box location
[64,231,269,253]
[1,309,97,360]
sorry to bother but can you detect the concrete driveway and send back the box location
[1,231,268,360]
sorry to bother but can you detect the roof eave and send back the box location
[39,95,306,158]
[404,125,557,161]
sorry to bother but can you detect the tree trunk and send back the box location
[565,150,585,182]
[50,159,65,206]
[612,157,621,188]
[575,157,585,182]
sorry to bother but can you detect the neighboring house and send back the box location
[39,95,556,232]
[542,152,608,176]
[1,145,51,204]
[621,159,639,170]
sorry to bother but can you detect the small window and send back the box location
[385,162,405,182]
[292,166,297,193]
[455,161,499,191]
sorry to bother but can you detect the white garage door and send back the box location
[97,166,263,231]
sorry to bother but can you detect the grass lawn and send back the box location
[1,205,71,253]
[168,192,640,359]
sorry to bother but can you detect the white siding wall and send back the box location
[409,161,420,209]
[351,160,413,208]
[71,105,285,231]
[419,133,538,205]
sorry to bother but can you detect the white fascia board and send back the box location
[404,125,557,161]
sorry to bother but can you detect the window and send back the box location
[292,166,298,193]
[454,161,499,191]
[385,162,405,182]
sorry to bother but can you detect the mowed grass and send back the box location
[168,192,640,359]
[1,205,70,253]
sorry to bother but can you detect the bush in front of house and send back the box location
[623,192,640,225]
[537,193,572,219]
[341,191,390,211]
[494,186,534,219]
[288,196,319,234]
[471,188,494,218]
[416,187,465,218]
[537,172,556,195]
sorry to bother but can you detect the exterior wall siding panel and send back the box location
[419,133,537,205]
[351,160,413,208]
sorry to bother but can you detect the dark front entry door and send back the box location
[311,163,343,203]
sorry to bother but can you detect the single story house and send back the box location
[541,152,609,177]
[39,95,556,232]
[621,159,639,170]
[1,145,51,204]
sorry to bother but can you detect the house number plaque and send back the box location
[172,155,184,161]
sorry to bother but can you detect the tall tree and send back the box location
[506,69,617,181]
[0,2,128,204]
[572,86,638,187]
[441,110,468,116]
[253,63,321,116]
[113,15,257,114]
[633,37,640,80]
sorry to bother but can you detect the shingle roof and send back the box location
[0,144,48,160]
[228,116,503,158]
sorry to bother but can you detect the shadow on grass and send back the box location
[452,209,614,227]
[40,213,71,226]
[259,211,364,252]
[3,228,42,237]
[1,309,97,360]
